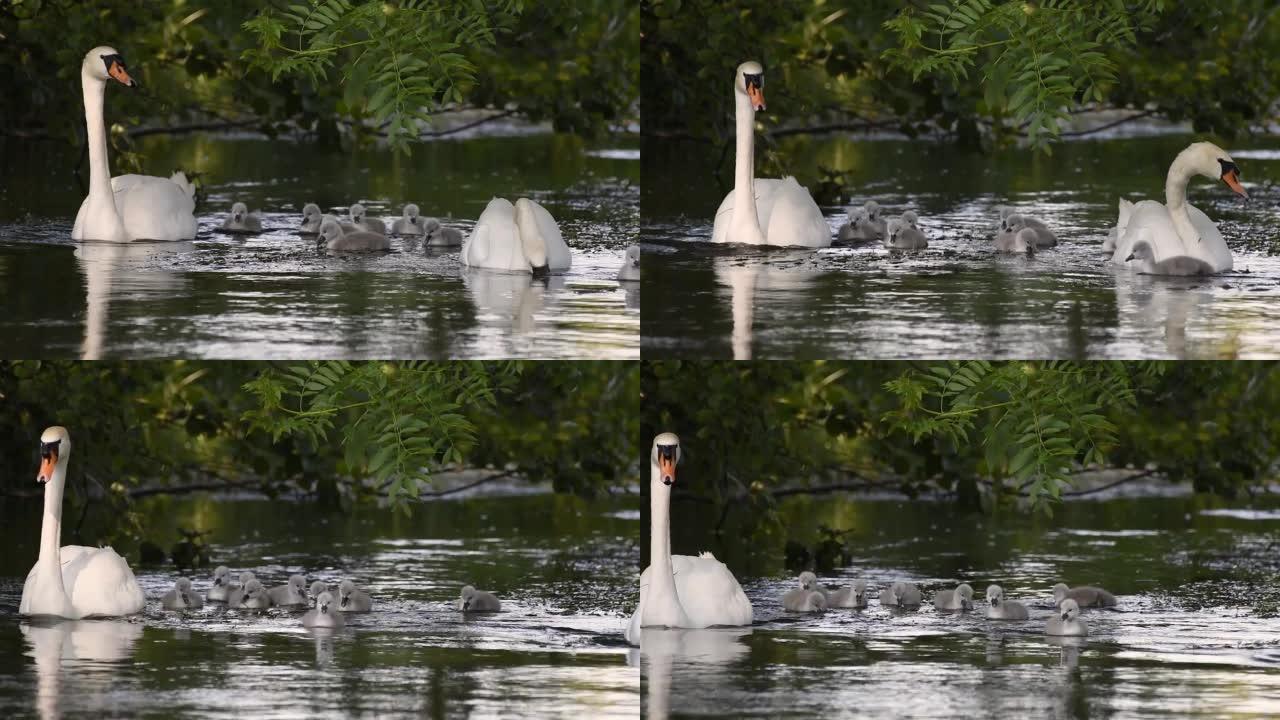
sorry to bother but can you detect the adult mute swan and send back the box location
[71,46,197,242]
[19,427,145,618]
[461,197,571,273]
[1111,141,1246,275]
[625,433,753,646]
[711,61,830,248]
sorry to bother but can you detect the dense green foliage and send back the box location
[643,0,1280,153]
[643,361,1280,523]
[1,0,637,164]
[0,361,637,541]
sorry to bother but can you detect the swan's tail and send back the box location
[169,171,196,200]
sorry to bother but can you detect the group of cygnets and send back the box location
[158,565,502,629]
[781,572,1116,637]
[836,200,1059,255]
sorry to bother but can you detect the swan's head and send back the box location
[798,571,818,591]
[349,203,367,223]
[1004,213,1026,231]
[1183,141,1247,198]
[652,432,681,487]
[302,203,322,225]
[735,61,765,112]
[244,579,266,601]
[864,200,881,219]
[176,577,193,592]
[890,581,907,602]
[625,244,641,269]
[213,566,230,586]
[338,579,357,607]
[902,210,919,226]
[995,205,1013,224]
[421,217,441,234]
[853,579,867,603]
[309,580,328,604]
[460,585,477,610]
[810,591,827,610]
[956,583,974,604]
[1124,238,1156,264]
[403,203,420,220]
[1059,598,1080,622]
[230,202,248,223]
[37,426,70,483]
[886,218,901,243]
[83,46,136,88]
[319,218,345,244]
[513,198,549,271]
[316,591,334,614]
[290,574,306,593]
[986,584,1004,607]
[239,571,256,586]
[1052,583,1069,603]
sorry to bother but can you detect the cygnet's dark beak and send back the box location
[1062,611,1070,621]
[1125,253,1136,262]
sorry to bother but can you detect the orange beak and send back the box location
[108,61,136,88]
[37,451,57,483]
[1222,168,1248,198]
[658,455,677,486]
[747,84,766,112]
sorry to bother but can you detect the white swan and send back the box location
[1103,198,1134,253]
[19,427,145,619]
[1111,141,1246,275]
[71,46,197,242]
[625,433,753,646]
[461,197,571,273]
[710,61,831,248]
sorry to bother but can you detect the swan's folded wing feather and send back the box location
[63,546,144,617]
[765,177,831,248]
[671,554,753,628]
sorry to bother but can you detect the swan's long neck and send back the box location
[648,460,681,614]
[82,72,115,203]
[730,91,766,244]
[1165,151,1200,248]
[38,462,67,570]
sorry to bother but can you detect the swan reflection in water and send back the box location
[633,627,752,720]
[75,239,194,359]
[714,255,822,360]
[21,618,143,720]
[1112,270,1210,356]
[462,268,566,336]
[307,627,338,667]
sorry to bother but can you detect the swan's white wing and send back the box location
[626,566,649,646]
[711,180,786,245]
[112,173,197,241]
[524,200,571,271]
[463,198,527,272]
[671,553,753,628]
[1112,200,1174,265]
[62,546,144,617]
[1187,203,1232,272]
[764,177,831,248]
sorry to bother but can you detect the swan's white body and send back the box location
[461,197,571,273]
[710,61,830,248]
[71,47,196,242]
[626,434,753,646]
[1110,142,1245,275]
[19,427,145,619]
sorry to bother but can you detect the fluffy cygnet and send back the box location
[303,591,346,628]
[828,578,868,608]
[221,202,263,233]
[338,579,373,612]
[207,565,233,602]
[226,571,257,606]
[391,203,427,235]
[459,585,502,612]
[1052,583,1117,608]
[1045,598,1088,636]
[161,577,204,610]
[237,579,272,609]
[268,574,308,607]
[933,583,974,611]
[309,580,329,607]
[879,581,923,607]
[618,245,640,282]
[839,200,887,243]
[886,211,928,250]
[348,203,387,235]
[985,584,1029,620]
[781,572,826,612]
[320,218,391,252]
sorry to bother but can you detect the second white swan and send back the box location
[461,197,571,273]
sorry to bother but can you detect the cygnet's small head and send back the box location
[302,203,322,225]
[996,205,1013,221]
[1052,583,1069,603]
[864,200,881,219]
[403,203,420,220]
[1125,239,1155,263]
[83,46,136,88]
[734,61,765,112]
[316,591,334,614]
[902,210,919,226]
[338,579,356,607]
[1183,141,1247,198]
[887,218,901,242]
[290,574,306,593]
[319,218,344,244]
[798,572,817,591]
[309,580,328,603]
[239,571,256,586]
[37,426,70,483]
[231,202,248,223]
[1059,598,1080,622]
[213,566,230,586]
[349,203,367,223]
[652,432,681,488]
[245,579,266,601]
[461,585,477,610]
[810,591,827,610]
[890,582,907,601]
[957,583,974,602]
[1005,213,1027,231]
[625,244,641,268]
[176,577,193,592]
[987,584,1004,607]
[853,579,867,602]
[421,217,441,234]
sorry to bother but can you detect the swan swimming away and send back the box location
[71,46,197,242]
[320,218,391,252]
[828,578,868,608]
[461,197,572,273]
[1052,583,1117,608]
[618,245,640,282]
[268,574,308,607]
[933,583,974,611]
[303,591,345,628]
[879,581,922,607]
[625,433,753,646]
[348,203,387,235]
[19,427,145,618]
[985,584,1029,620]
[161,578,204,611]
[391,204,428,235]
[839,201,886,244]
[711,61,830,248]
[886,211,928,250]
[459,585,501,612]
[338,579,372,612]
[1045,598,1088,636]
[220,202,263,233]
[207,566,233,603]
[1111,141,1246,275]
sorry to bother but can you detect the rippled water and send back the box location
[0,133,639,359]
[641,134,1280,359]
[0,493,639,718]
[641,491,1280,718]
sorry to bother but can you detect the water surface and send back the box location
[642,134,1280,359]
[0,133,639,359]
[0,491,639,718]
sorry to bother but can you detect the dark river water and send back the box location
[0,491,640,719]
[0,133,639,359]
[641,134,1280,359]
[641,488,1280,718]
